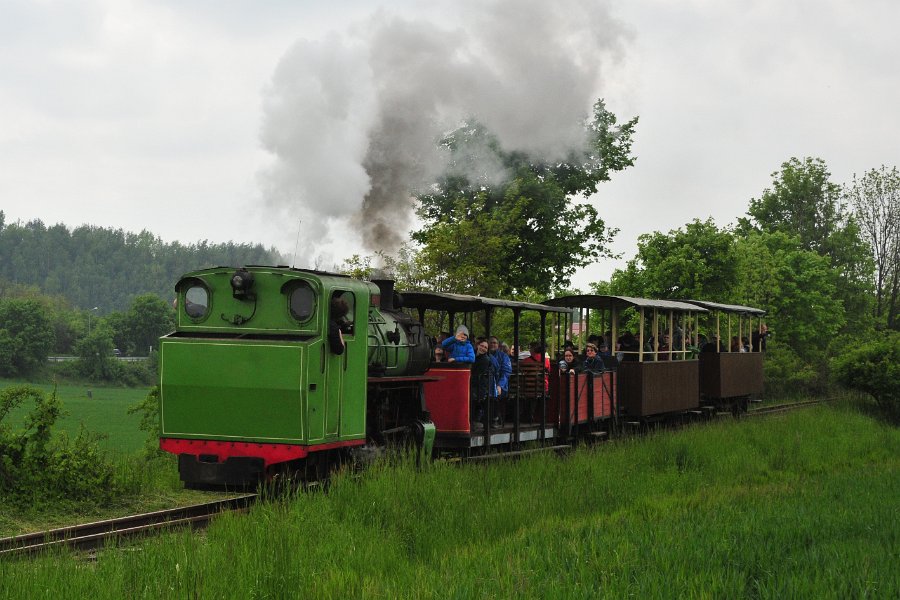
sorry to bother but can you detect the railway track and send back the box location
[746,398,826,417]
[0,494,257,558]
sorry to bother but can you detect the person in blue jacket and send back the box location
[471,337,500,430]
[488,336,512,427]
[442,324,475,364]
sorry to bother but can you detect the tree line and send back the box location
[0,214,282,312]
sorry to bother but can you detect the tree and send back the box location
[844,165,900,329]
[0,299,55,376]
[413,99,637,296]
[607,219,739,301]
[124,295,175,356]
[733,232,844,361]
[742,157,873,330]
[75,323,115,380]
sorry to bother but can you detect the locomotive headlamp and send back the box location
[230,268,255,299]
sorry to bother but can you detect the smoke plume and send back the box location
[259,0,629,263]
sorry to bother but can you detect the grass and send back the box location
[2,402,897,598]
[0,378,150,455]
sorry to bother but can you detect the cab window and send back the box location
[288,281,316,322]
[332,290,355,330]
[184,285,209,319]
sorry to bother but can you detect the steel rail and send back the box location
[746,399,825,417]
[0,494,257,557]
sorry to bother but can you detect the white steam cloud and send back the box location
[259,0,629,263]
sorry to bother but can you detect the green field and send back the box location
[2,404,897,598]
[0,379,151,456]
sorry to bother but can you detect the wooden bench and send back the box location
[506,362,547,424]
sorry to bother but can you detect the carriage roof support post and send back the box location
[751,316,756,352]
[727,313,732,352]
[639,308,645,362]
[611,305,618,358]
[512,308,521,446]
[653,308,659,361]
[716,313,721,353]
[484,306,493,339]
[540,311,548,441]
[669,310,674,360]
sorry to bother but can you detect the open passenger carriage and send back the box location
[678,300,767,412]
[399,291,569,451]
[545,295,710,420]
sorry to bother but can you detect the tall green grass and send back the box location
[2,405,897,598]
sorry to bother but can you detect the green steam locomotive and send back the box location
[158,266,435,487]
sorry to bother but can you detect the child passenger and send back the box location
[441,325,475,364]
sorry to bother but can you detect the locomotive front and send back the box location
[158,266,434,487]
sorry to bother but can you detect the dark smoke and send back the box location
[259,0,629,263]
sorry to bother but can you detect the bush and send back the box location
[128,386,162,456]
[48,355,156,387]
[831,333,900,422]
[763,340,826,398]
[0,385,118,506]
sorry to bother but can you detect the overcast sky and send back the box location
[1,0,898,290]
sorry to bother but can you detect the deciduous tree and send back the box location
[413,99,637,297]
[844,165,900,329]
[607,219,739,301]
[0,299,55,376]
[733,232,844,361]
[741,157,873,330]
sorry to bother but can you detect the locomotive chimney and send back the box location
[372,279,395,311]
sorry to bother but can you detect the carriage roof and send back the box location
[400,291,569,314]
[544,295,709,313]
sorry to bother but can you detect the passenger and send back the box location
[522,341,551,392]
[489,336,512,402]
[673,326,684,350]
[579,343,604,373]
[657,334,671,361]
[328,297,350,355]
[741,336,750,352]
[442,325,475,364]
[701,335,723,353]
[559,348,580,373]
[619,332,640,362]
[752,324,771,352]
[730,336,741,353]
[433,346,446,362]
[471,337,500,430]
